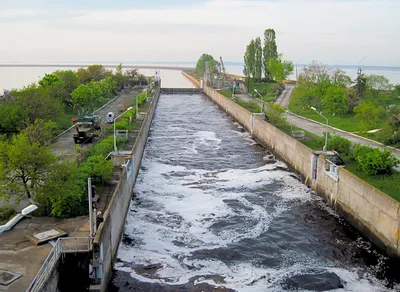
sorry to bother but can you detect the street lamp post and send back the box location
[295,58,303,83]
[114,106,133,152]
[135,93,139,118]
[311,106,329,151]
[358,56,366,69]
[254,89,264,113]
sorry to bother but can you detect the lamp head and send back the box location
[310,106,317,111]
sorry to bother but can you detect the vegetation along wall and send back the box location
[182,71,400,257]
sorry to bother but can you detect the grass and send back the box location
[275,119,400,201]
[235,98,261,113]
[341,155,400,201]
[288,88,400,147]
[253,82,279,102]
[288,88,366,132]
[219,88,233,98]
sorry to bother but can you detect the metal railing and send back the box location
[26,237,91,292]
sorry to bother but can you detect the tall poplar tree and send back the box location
[254,37,263,81]
[243,39,256,81]
[263,29,278,81]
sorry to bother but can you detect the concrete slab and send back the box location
[0,216,89,291]
[26,228,67,246]
[0,269,21,286]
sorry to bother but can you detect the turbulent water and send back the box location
[109,93,400,292]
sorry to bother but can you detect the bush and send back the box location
[87,136,114,157]
[353,145,399,175]
[327,134,352,155]
[36,161,87,218]
[0,208,16,224]
[50,192,86,218]
[79,155,113,183]
[273,83,285,96]
[265,102,286,125]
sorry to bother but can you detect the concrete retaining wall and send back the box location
[91,84,161,291]
[182,71,400,256]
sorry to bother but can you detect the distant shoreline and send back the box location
[0,63,399,71]
[0,64,194,70]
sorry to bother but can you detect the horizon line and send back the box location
[0,61,399,69]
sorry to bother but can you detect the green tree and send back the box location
[38,73,60,88]
[0,133,57,202]
[254,37,263,81]
[206,59,219,85]
[354,69,367,99]
[50,70,81,106]
[37,161,87,217]
[331,69,352,88]
[347,88,362,113]
[282,60,294,80]
[0,98,24,132]
[323,86,348,115]
[367,74,392,98]
[12,84,61,126]
[243,40,256,84]
[354,102,382,132]
[394,84,400,96]
[195,54,216,77]
[112,63,128,89]
[71,83,93,109]
[53,70,81,93]
[387,105,400,131]
[268,54,294,83]
[76,65,106,84]
[22,119,57,146]
[263,28,278,81]
[297,61,330,108]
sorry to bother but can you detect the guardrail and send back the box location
[26,237,91,292]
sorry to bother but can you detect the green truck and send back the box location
[72,112,102,144]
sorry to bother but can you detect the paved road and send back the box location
[286,113,400,160]
[276,83,295,107]
[52,88,142,159]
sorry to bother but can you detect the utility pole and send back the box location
[88,178,94,238]
[295,58,303,84]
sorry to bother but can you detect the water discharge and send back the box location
[109,93,400,291]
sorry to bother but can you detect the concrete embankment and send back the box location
[90,84,161,291]
[182,71,400,257]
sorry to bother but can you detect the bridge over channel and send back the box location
[160,88,203,94]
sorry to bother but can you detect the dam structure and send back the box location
[106,91,400,291]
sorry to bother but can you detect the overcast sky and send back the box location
[0,0,399,66]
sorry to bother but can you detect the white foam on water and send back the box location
[193,130,222,151]
[116,111,397,291]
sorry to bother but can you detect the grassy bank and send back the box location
[288,88,400,147]
[288,88,366,132]
[277,119,400,200]
[253,82,277,101]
